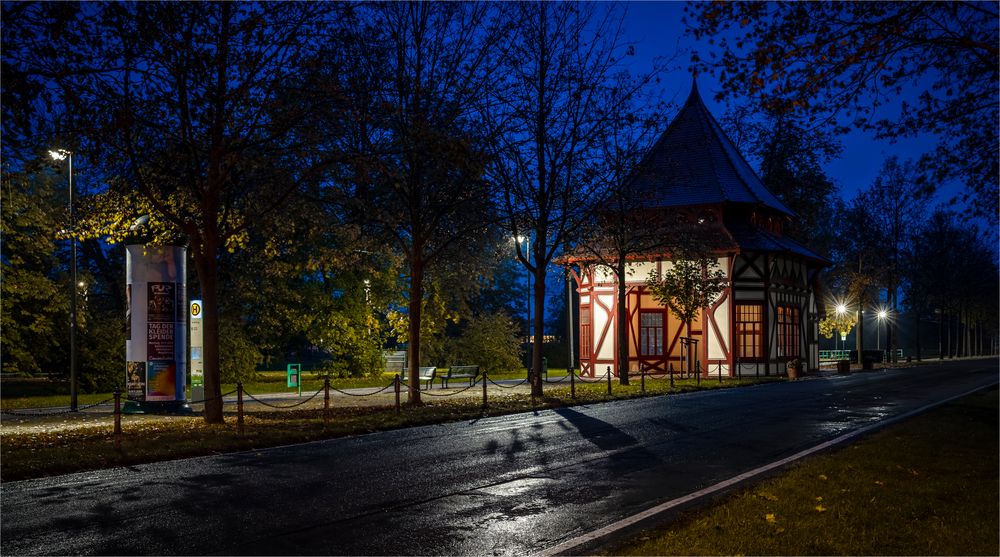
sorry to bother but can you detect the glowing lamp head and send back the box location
[49,149,69,161]
[836,304,847,315]
[878,310,888,320]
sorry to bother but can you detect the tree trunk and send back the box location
[945,309,952,358]
[192,239,223,424]
[937,306,944,359]
[407,257,424,404]
[531,263,546,397]
[616,262,629,385]
[855,304,864,365]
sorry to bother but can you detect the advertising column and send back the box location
[125,243,190,413]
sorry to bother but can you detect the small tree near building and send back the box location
[646,258,727,373]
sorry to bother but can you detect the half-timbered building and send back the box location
[569,83,829,378]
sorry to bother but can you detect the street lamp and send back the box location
[516,235,530,368]
[50,148,77,411]
[835,304,846,351]
[877,309,888,356]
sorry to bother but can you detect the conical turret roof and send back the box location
[629,81,794,216]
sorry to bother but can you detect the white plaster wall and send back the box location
[626,262,658,283]
[708,298,731,359]
[593,266,615,284]
[596,294,616,361]
[709,364,730,377]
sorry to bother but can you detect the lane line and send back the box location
[535,378,998,557]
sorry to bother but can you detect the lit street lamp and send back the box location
[516,235,530,369]
[877,309,888,355]
[835,303,846,351]
[50,148,77,411]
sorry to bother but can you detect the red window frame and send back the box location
[580,306,592,359]
[639,310,664,356]
[777,305,800,360]
[735,303,763,361]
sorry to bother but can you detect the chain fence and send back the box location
[4,363,778,449]
[0,396,115,417]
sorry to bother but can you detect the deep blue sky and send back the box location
[620,1,948,205]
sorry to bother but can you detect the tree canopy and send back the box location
[688,1,999,223]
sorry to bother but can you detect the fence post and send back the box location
[113,387,122,450]
[394,374,401,414]
[718,362,723,383]
[323,377,330,428]
[482,370,488,409]
[640,365,645,393]
[606,366,612,396]
[237,381,245,437]
[669,362,674,388]
[570,367,575,399]
[696,361,701,386]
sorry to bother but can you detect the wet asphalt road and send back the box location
[2,359,997,556]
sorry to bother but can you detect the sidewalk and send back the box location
[0,380,540,435]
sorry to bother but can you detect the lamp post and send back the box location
[836,304,846,352]
[566,268,574,373]
[516,235,531,369]
[50,148,77,411]
[877,309,888,357]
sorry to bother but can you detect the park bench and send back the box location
[400,366,437,390]
[439,365,481,388]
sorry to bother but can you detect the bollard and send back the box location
[719,362,723,383]
[323,377,330,428]
[394,374,401,414]
[606,366,612,396]
[482,370,488,409]
[570,367,575,399]
[640,365,645,393]
[113,387,122,450]
[237,381,245,437]
[669,362,674,388]
[696,361,701,386]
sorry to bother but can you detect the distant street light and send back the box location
[877,309,889,355]
[50,148,77,411]
[835,303,846,351]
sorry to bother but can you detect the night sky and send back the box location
[621,1,950,206]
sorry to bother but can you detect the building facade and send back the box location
[570,83,828,378]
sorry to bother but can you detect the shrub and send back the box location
[220,321,262,383]
[452,313,523,374]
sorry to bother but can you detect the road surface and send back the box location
[2,359,996,555]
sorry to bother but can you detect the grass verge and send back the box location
[608,387,999,556]
[0,375,779,482]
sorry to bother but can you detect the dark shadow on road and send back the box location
[553,406,639,452]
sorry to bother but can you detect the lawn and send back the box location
[609,387,999,556]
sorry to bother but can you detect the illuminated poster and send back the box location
[146,361,177,401]
[127,361,146,401]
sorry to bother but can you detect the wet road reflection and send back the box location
[2,360,996,556]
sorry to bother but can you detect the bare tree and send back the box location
[486,3,649,396]
[328,3,506,403]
